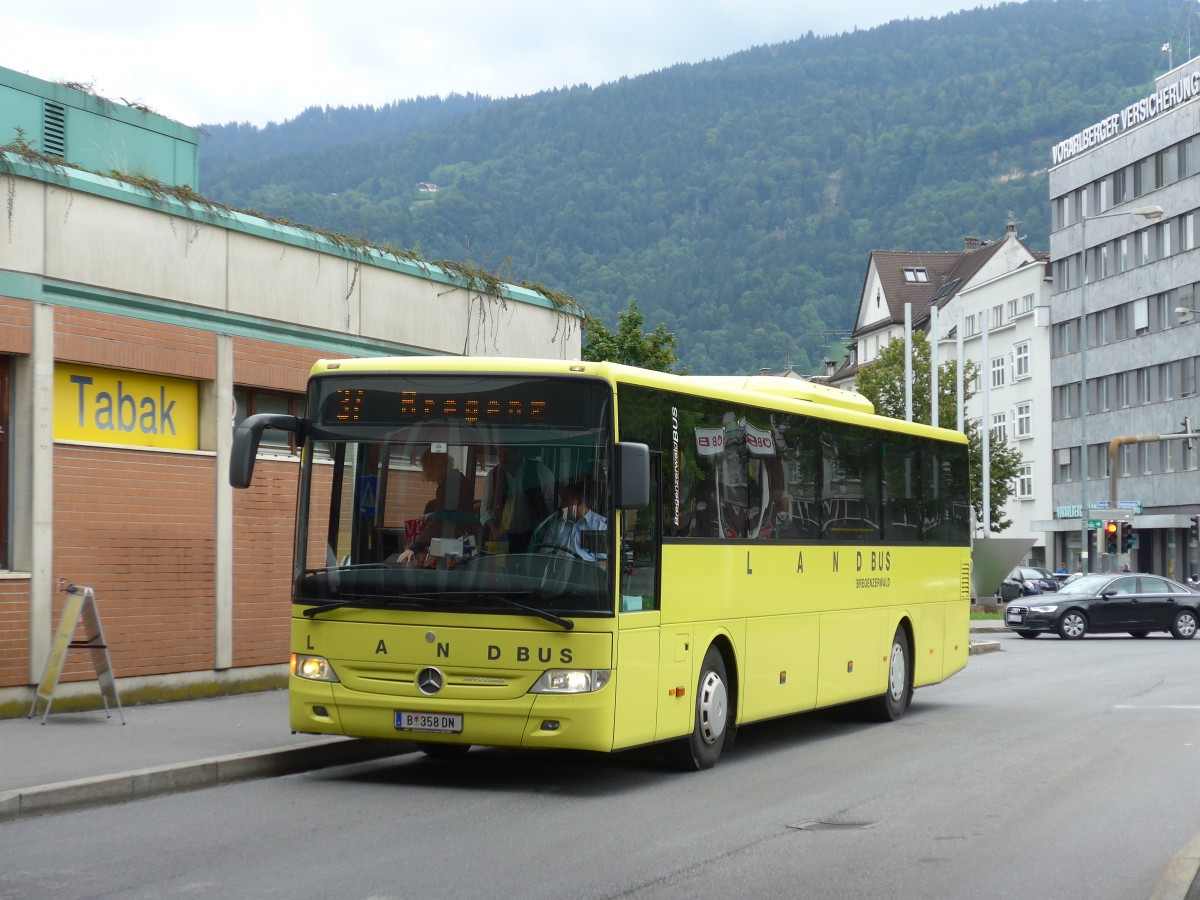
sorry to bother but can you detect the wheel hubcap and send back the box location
[888,643,906,701]
[697,670,728,745]
[1064,615,1085,637]
[1179,615,1197,637]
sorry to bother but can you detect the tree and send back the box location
[581,300,685,373]
[854,331,1021,536]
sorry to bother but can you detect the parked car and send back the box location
[997,566,1060,602]
[1004,572,1200,639]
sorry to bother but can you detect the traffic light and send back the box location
[1190,515,1200,544]
[1104,520,1119,554]
[1120,521,1135,552]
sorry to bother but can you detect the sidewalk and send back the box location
[0,689,405,822]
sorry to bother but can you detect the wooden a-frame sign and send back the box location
[28,583,125,724]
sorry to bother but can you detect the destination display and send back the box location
[310,374,607,430]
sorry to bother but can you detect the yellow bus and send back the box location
[230,356,972,769]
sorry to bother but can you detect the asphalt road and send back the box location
[2,631,1198,900]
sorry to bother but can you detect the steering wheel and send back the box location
[530,541,586,560]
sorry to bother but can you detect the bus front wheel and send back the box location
[669,645,733,771]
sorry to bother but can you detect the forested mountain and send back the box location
[198,0,1188,375]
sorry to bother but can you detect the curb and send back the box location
[969,640,1001,655]
[0,738,408,822]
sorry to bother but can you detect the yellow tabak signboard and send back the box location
[54,364,200,450]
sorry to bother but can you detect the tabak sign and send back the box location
[1052,69,1200,165]
[53,363,200,450]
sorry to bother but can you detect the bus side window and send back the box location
[621,454,661,612]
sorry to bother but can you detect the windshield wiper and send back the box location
[479,593,574,631]
[301,593,442,618]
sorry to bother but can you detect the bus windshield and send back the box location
[293,373,614,619]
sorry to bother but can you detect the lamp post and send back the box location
[1077,204,1162,572]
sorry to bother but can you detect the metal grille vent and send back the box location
[960,562,972,599]
[42,102,66,157]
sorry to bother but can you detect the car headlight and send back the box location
[1029,604,1060,613]
[530,669,611,693]
[291,653,340,682]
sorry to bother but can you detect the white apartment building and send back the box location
[829,222,1055,569]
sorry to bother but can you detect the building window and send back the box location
[991,413,1008,443]
[1058,447,1075,483]
[991,305,1003,329]
[1161,362,1175,401]
[1140,230,1151,265]
[1137,368,1152,404]
[1055,384,1076,419]
[1118,236,1130,272]
[1006,299,1018,320]
[1023,293,1035,313]
[1056,194,1072,229]
[1184,212,1196,251]
[1182,357,1196,398]
[1154,292,1171,330]
[1141,442,1154,475]
[1180,139,1192,179]
[1115,304,1130,340]
[1016,402,1032,438]
[1016,464,1033,499]
[991,356,1006,388]
[1014,342,1030,379]
[1095,376,1111,412]
[903,267,928,283]
[1165,439,1177,473]
[1159,220,1172,259]
[1117,370,1132,408]
[964,313,977,336]
[1186,437,1199,472]
[1134,296,1149,334]
[1119,443,1133,477]
[234,388,306,453]
[1052,321,1076,356]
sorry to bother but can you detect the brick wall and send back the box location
[53,444,217,679]
[0,297,32,354]
[55,307,215,378]
[0,579,31,687]
[232,456,298,667]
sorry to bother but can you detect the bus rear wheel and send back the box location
[863,627,912,722]
[669,645,733,771]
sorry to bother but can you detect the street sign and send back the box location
[1087,519,1103,529]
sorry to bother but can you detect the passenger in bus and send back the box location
[480,445,554,553]
[532,477,608,563]
[397,450,474,565]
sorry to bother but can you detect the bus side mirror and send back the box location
[230,414,301,488]
[615,442,650,509]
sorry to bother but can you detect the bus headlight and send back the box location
[530,669,611,694]
[291,653,340,682]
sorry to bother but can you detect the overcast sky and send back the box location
[4,1,1008,128]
